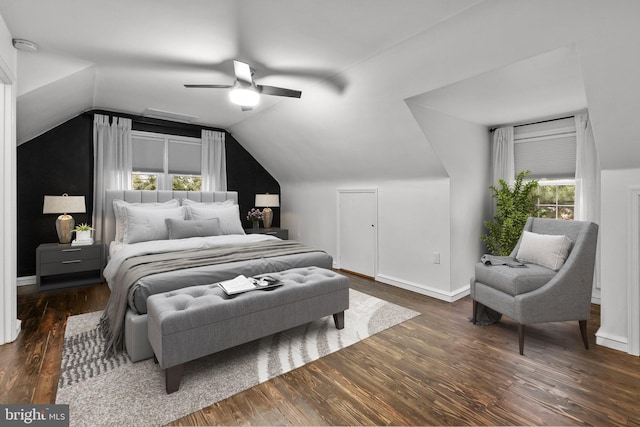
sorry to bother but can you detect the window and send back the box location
[513,116,577,221]
[172,175,202,191]
[536,179,575,220]
[131,131,202,191]
[132,173,158,190]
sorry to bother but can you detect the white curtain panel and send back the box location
[574,112,601,292]
[201,130,227,191]
[574,113,600,222]
[491,126,515,186]
[92,114,132,241]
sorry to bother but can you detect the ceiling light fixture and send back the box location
[12,38,38,52]
[229,87,260,107]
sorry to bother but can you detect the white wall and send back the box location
[0,10,19,345]
[282,177,456,300]
[598,168,640,354]
[0,15,14,69]
[279,104,490,305]
[406,103,491,296]
[375,178,451,297]
[281,148,490,302]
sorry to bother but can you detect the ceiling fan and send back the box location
[184,60,302,111]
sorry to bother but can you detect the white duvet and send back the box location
[103,234,279,287]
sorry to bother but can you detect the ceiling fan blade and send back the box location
[257,85,302,98]
[184,84,234,89]
[233,60,253,85]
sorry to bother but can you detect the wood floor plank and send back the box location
[2,273,640,426]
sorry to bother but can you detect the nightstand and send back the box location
[36,242,105,292]
[244,227,289,240]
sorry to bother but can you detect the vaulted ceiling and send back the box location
[1,0,481,141]
[1,0,639,184]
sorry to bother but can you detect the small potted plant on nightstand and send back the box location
[73,223,94,243]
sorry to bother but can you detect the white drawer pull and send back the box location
[62,248,82,252]
[61,260,82,264]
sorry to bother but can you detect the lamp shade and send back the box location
[255,194,279,208]
[43,194,86,214]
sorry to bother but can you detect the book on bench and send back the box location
[218,275,283,295]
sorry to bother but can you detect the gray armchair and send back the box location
[471,217,598,355]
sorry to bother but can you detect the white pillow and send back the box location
[516,230,573,271]
[113,199,180,243]
[181,199,234,207]
[122,205,185,244]
[184,204,245,235]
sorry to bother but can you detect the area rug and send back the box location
[55,289,419,427]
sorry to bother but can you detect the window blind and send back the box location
[131,131,202,175]
[514,117,576,179]
[168,139,201,175]
[132,135,164,173]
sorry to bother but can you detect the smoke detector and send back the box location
[12,39,38,52]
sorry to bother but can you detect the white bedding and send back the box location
[104,233,279,288]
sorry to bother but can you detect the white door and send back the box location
[338,190,376,277]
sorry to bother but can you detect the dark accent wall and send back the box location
[17,111,280,277]
[17,115,94,277]
[226,133,281,229]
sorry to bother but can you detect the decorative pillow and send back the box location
[184,204,245,235]
[165,218,222,239]
[113,199,180,243]
[122,206,185,244]
[181,199,234,207]
[516,230,573,271]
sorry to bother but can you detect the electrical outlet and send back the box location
[432,252,440,264]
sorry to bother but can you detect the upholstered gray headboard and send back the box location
[104,190,239,246]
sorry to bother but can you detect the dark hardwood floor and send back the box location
[2,273,639,426]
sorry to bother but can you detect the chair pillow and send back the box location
[122,206,185,244]
[516,230,573,271]
[166,218,222,239]
[184,204,245,235]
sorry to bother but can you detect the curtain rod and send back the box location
[84,109,226,133]
[489,109,587,133]
[490,116,573,133]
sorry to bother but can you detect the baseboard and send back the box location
[376,274,469,302]
[17,275,36,287]
[595,328,629,354]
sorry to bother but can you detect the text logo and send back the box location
[1,405,69,426]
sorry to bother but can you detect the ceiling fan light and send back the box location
[229,88,260,107]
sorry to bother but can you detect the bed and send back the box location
[100,190,333,362]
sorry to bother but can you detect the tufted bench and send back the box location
[146,266,349,393]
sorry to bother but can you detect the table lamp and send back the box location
[43,193,86,244]
[255,194,279,229]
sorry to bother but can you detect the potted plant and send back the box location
[73,223,94,241]
[246,208,263,229]
[481,170,540,256]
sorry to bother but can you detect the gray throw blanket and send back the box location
[480,254,526,268]
[99,240,322,355]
